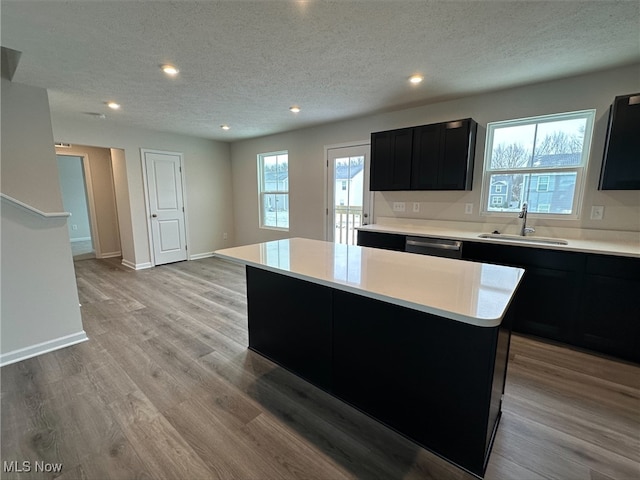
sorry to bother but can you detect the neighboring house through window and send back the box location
[258,151,289,230]
[481,109,595,218]
[334,160,364,209]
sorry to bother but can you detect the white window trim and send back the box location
[480,109,596,221]
[257,150,289,231]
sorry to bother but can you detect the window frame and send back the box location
[480,109,596,220]
[257,150,289,231]
[536,175,550,192]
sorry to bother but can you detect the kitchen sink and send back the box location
[478,233,568,245]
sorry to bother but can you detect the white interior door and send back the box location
[143,150,187,265]
[326,143,372,244]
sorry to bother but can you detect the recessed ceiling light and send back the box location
[409,74,424,85]
[221,124,230,130]
[161,64,179,76]
[289,106,301,113]
[107,101,121,110]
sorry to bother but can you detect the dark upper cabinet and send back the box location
[370,127,413,190]
[412,119,477,190]
[599,93,640,190]
[410,123,441,189]
[370,118,476,191]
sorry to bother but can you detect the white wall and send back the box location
[110,148,135,262]
[51,117,234,267]
[1,78,86,365]
[57,155,92,241]
[230,64,640,246]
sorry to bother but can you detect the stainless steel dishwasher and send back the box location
[405,236,463,259]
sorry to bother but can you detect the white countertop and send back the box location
[358,222,640,258]
[215,237,524,328]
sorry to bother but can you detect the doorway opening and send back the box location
[57,154,95,260]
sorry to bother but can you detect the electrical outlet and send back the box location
[591,206,604,220]
[412,202,420,213]
[223,232,228,240]
[465,203,473,215]
[393,202,406,212]
[72,224,78,230]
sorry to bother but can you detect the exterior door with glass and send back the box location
[326,144,372,244]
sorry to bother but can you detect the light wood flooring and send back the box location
[1,257,639,480]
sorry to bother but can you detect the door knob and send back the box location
[151,214,157,218]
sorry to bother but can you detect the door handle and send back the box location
[151,214,157,218]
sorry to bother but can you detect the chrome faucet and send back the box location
[518,202,535,236]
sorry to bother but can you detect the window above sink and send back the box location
[480,109,596,220]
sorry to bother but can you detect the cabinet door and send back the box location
[577,255,640,363]
[356,230,406,251]
[463,241,583,343]
[599,93,640,190]
[440,119,476,190]
[332,290,497,477]
[411,119,476,190]
[246,267,333,390]
[370,128,413,190]
[513,267,580,342]
[579,275,640,363]
[411,123,441,189]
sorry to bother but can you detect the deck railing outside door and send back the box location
[334,206,362,245]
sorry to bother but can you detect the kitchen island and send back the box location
[215,237,524,478]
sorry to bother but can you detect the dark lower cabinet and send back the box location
[509,266,581,342]
[246,266,333,390]
[332,290,510,477]
[245,265,511,477]
[577,255,640,362]
[462,241,584,343]
[356,230,406,251]
[462,241,639,364]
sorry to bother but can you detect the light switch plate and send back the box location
[465,203,473,215]
[393,202,406,212]
[591,205,604,220]
[412,202,420,213]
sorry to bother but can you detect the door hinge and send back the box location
[179,166,182,172]
[326,208,328,215]
[185,244,187,250]
[182,206,185,212]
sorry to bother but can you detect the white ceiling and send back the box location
[2,1,639,142]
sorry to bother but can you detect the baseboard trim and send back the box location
[121,259,153,270]
[0,331,89,367]
[189,251,215,261]
[98,251,121,259]
[70,237,92,243]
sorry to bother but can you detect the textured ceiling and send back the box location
[2,1,639,141]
